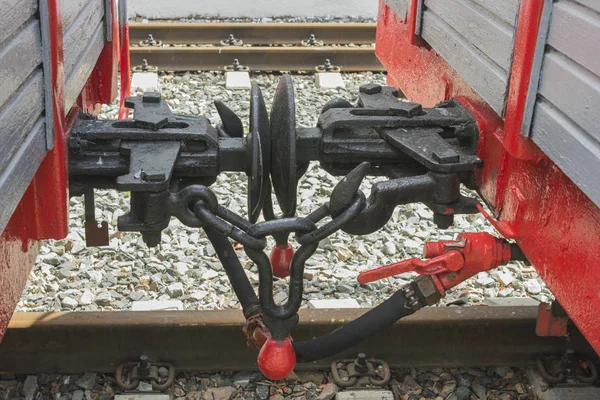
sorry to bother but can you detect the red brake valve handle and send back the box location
[358,233,513,292]
[357,251,464,285]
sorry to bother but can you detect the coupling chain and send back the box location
[190,186,367,250]
[176,183,366,325]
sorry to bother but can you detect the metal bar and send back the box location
[0,306,596,373]
[129,22,377,45]
[130,46,383,72]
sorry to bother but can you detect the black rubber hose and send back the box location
[204,226,261,317]
[293,289,415,363]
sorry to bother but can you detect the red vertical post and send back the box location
[28,0,68,240]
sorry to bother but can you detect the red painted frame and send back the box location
[0,0,120,339]
[376,0,600,353]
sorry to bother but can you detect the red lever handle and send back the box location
[357,250,464,285]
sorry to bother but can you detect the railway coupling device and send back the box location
[68,75,527,379]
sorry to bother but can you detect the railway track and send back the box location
[1,306,596,373]
[129,22,383,72]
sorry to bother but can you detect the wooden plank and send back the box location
[0,72,45,169]
[548,1,600,77]
[61,0,92,33]
[384,0,409,20]
[0,0,38,47]
[64,23,105,110]
[471,0,520,26]
[572,0,600,13]
[0,21,42,111]
[531,100,600,208]
[0,120,46,235]
[425,0,514,71]
[538,51,600,143]
[63,0,104,79]
[421,9,507,115]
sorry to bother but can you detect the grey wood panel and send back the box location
[0,71,45,169]
[0,0,38,47]
[538,51,600,143]
[531,100,600,207]
[421,9,507,114]
[472,0,520,26]
[0,21,43,111]
[62,0,92,33]
[0,120,46,235]
[64,22,105,110]
[573,0,600,13]
[548,0,600,77]
[425,0,514,71]
[384,0,409,20]
[63,0,105,79]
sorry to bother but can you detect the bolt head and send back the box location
[360,83,382,95]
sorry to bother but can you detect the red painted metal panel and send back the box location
[0,0,67,341]
[376,0,600,353]
[0,202,41,339]
[79,0,119,113]
[30,0,68,240]
[118,15,131,119]
[0,0,121,342]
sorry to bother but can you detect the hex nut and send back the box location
[414,275,442,306]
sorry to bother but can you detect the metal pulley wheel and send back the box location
[270,74,298,217]
[247,83,271,223]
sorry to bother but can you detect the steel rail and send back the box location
[0,306,596,373]
[129,22,377,45]
[130,46,383,72]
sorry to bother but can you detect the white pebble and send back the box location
[524,279,542,294]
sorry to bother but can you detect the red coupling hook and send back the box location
[244,315,296,380]
[243,314,271,350]
[358,232,513,292]
[270,243,294,278]
[258,336,296,380]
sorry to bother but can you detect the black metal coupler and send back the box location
[67,78,481,246]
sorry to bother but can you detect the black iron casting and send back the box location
[67,75,482,336]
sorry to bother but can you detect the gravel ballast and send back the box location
[0,366,537,399]
[18,72,552,313]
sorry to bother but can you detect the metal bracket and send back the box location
[414,0,424,37]
[220,34,243,46]
[116,141,181,192]
[224,59,249,72]
[84,189,109,246]
[38,0,55,150]
[132,59,159,72]
[536,302,569,337]
[139,34,162,47]
[381,128,481,173]
[331,353,391,388]
[301,34,323,47]
[316,59,341,72]
[116,355,175,391]
[104,0,113,42]
[520,0,553,137]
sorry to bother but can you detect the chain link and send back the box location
[191,186,366,250]
[186,183,367,323]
